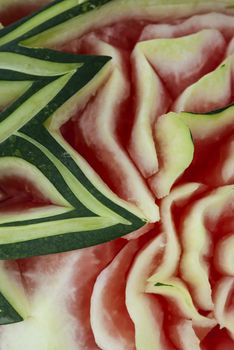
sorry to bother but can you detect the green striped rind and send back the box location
[0,50,145,258]
[0,0,144,325]
[14,0,234,49]
[0,0,148,264]
[0,0,112,47]
[1,0,234,51]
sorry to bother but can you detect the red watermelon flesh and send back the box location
[0,4,234,350]
[0,176,52,212]
[0,1,52,26]
[0,0,56,215]
[60,22,234,195]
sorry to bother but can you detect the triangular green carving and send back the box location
[0,0,144,325]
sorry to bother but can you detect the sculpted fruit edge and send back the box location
[0,1,233,349]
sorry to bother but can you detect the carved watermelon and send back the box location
[0,1,233,349]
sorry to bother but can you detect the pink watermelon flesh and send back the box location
[90,240,140,350]
[0,5,234,350]
[16,238,126,349]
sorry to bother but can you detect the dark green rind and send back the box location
[0,220,143,260]
[0,0,62,39]
[188,102,234,116]
[21,59,110,125]
[0,293,23,324]
[0,0,146,326]
[1,0,232,327]
[0,47,144,256]
[0,0,112,48]
[0,53,110,123]
[0,129,143,236]
[0,79,50,123]
[0,1,145,259]
[154,283,174,287]
[0,69,50,81]
[5,45,110,64]
[0,209,81,227]
[0,136,94,214]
